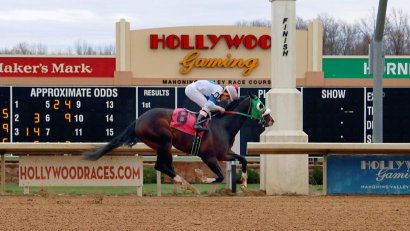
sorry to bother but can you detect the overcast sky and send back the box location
[1,0,407,52]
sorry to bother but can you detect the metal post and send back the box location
[231,161,237,193]
[156,170,162,196]
[372,40,384,143]
[1,154,5,194]
[371,0,388,143]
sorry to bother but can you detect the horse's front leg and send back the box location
[226,150,248,192]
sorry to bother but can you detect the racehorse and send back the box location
[83,93,274,194]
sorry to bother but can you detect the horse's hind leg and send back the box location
[154,148,199,195]
[154,148,176,178]
[202,158,224,183]
[200,158,225,193]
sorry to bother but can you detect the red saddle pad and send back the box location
[170,108,208,137]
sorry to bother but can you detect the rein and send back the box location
[224,96,262,121]
[199,110,257,123]
[224,111,260,120]
[225,96,262,121]
[201,97,266,123]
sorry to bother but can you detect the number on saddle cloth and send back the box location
[169,108,209,137]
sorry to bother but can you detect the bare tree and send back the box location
[2,8,410,56]
[97,44,115,55]
[0,43,45,54]
[74,40,96,55]
[384,9,410,55]
[72,40,116,55]
[0,47,12,54]
[235,17,308,30]
[13,42,31,54]
[32,43,48,55]
[0,41,115,55]
[235,19,271,27]
[339,23,361,55]
[317,14,344,55]
[355,12,376,55]
[232,11,410,55]
[296,17,309,30]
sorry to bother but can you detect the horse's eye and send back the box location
[256,102,264,111]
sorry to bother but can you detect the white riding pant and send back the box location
[185,84,223,114]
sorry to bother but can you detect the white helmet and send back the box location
[223,85,239,101]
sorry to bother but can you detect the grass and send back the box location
[309,184,323,194]
[3,183,323,196]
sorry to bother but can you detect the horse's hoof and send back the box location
[209,184,217,194]
[192,188,201,195]
[185,183,200,195]
[174,175,200,195]
[240,184,248,192]
[194,168,204,175]
[194,169,207,182]
[195,169,216,183]
[240,173,248,192]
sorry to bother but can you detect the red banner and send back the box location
[0,57,115,78]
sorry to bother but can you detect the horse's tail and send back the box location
[82,120,138,161]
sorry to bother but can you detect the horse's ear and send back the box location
[248,91,257,99]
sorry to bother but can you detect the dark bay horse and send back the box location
[83,93,274,194]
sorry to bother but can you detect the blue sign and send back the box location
[327,155,410,194]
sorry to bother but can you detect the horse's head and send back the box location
[248,92,274,127]
[223,93,274,127]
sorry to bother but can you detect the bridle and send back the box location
[224,96,271,125]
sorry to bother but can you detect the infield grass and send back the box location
[3,183,322,196]
[4,183,259,196]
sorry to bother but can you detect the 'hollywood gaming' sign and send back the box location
[327,155,410,194]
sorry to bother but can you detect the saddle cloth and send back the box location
[170,108,208,137]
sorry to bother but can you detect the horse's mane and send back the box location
[224,96,247,111]
[212,96,247,119]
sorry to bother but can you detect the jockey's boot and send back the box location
[194,114,208,132]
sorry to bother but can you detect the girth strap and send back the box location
[190,132,202,156]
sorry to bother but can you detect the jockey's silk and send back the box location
[170,108,208,137]
[185,80,223,107]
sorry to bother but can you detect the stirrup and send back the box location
[194,124,208,132]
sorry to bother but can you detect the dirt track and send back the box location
[1,194,410,230]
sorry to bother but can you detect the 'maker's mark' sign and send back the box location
[0,57,115,78]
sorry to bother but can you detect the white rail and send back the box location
[247,142,410,155]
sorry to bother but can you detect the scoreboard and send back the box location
[1,86,410,154]
[302,88,364,142]
[302,87,410,143]
[372,88,410,142]
[138,87,176,116]
[0,87,10,142]
[11,87,136,142]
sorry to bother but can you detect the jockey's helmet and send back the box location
[223,85,239,101]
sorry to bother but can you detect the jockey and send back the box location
[185,80,239,132]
